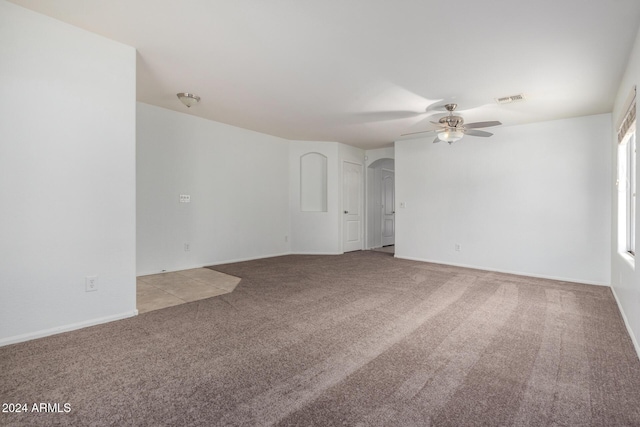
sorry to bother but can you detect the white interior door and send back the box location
[381,168,395,246]
[343,161,363,252]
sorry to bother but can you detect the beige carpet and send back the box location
[1,251,640,426]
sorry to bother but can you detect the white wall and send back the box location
[288,141,365,254]
[290,141,341,254]
[137,103,291,275]
[395,114,611,285]
[0,1,137,345]
[612,26,640,354]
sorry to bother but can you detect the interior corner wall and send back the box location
[611,24,640,354]
[136,103,291,275]
[0,1,137,345]
[290,141,341,254]
[395,114,611,285]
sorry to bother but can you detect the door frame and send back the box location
[365,158,395,249]
[381,167,395,247]
[341,160,364,253]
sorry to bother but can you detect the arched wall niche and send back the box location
[300,152,328,212]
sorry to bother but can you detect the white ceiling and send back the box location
[10,0,640,149]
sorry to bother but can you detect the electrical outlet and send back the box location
[455,244,461,252]
[184,243,190,252]
[86,276,98,292]
[179,194,191,203]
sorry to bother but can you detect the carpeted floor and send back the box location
[2,251,640,426]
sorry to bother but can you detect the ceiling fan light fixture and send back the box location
[177,92,200,108]
[438,129,464,143]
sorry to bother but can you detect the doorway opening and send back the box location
[367,158,395,253]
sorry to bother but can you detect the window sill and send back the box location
[619,251,636,269]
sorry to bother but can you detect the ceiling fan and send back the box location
[401,103,502,144]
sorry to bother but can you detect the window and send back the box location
[618,88,636,257]
[625,130,636,255]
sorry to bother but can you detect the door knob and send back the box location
[344,210,349,214]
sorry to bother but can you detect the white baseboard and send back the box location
[0,310,138,348]
[394,255,609,287]
[290,251,343,255]
[138,251,352,276]
[137,252,295,276]
[205,252,294,266]
[610,286,640,360]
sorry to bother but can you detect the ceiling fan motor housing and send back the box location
[439,115,464,127]
[440,103,463,127]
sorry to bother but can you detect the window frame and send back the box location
[625,128,636,256]
[617,87,636,261]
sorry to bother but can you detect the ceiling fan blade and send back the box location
[433,136,442,143]
[400,129,438,137]
[464,121,502,129]
[464,129,493,137]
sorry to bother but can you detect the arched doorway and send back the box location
[367,158,395,250]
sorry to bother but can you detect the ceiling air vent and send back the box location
[495,94,526,104]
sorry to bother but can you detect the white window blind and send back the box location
[618,86,636,143]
